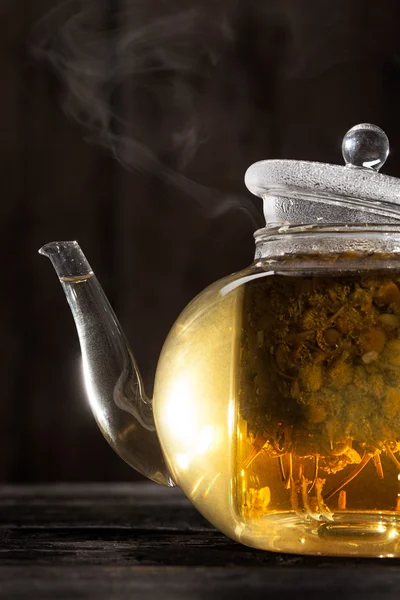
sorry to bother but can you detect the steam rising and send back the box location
[32,0,261,224]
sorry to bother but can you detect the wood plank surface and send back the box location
[0,484,399,599]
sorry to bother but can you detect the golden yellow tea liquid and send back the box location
[236,270,400,554]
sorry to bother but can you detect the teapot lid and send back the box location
[245,124,400,226]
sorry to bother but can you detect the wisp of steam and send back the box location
[31,0,262,225]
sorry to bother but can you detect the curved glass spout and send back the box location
[39,241,174,487]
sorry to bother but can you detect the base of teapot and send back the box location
[245,511,400,557]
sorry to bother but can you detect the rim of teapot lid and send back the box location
[245,123,400,209]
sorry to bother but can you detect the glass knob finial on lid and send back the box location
[342,123,389,171]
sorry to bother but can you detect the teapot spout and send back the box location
[39,241,174,487]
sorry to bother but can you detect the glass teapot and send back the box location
[40,124,400,557]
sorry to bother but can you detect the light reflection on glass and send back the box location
[228,399,235,438]
[191,475,205,498]
[164,376,197,444]
[204,473,221,498]
[81,357,109,434]
[176,453,190,470]
[196,425,214,455]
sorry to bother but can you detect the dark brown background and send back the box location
[3,0,400,482]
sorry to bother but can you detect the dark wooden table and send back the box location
[0,483,399,599]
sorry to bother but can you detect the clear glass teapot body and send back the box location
[154,226,400,556]
[40,124,400,557]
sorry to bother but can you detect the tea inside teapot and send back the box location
[238,257,400,523]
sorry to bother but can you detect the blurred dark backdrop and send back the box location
[3,0,400,482]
